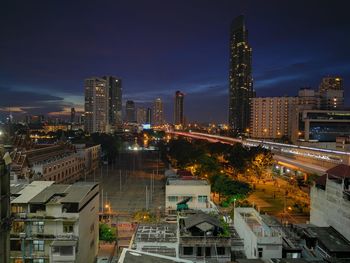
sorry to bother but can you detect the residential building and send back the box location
[70,108,76,124]
[297,88,320,110]
[250,97,297,139]
[234,207,283,259]
[125,100,136,123]
[10,181,99,263]
[136,107,147,124]
[310,164,350,241]
[165,178,213,214]
[319,77,344,110]
[178,212,231,262]
[103,76,122,130]
[153,98,164,126]
[174,91,184,126]
[0,157,10,263]
[84,77,108,133]
[146,108,152,125]
[228,15,254,133]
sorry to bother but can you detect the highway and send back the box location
[168,131,349,174]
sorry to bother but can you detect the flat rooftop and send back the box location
[135,224,177,243]
[167,179,208,186]
[118,249,193,263]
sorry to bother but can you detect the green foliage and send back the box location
[90,133,122,162]
[133,210,156,222]
[167,139,205,168]
[99,223,116,243]
[195,154,220,177]
[218,217,230,237]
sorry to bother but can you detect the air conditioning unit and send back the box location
[19,232,26,238]
[19,213,27,219]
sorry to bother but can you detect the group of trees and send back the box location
[166,138,273,205]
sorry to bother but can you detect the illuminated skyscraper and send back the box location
[84,77,108,133]
[152,98,164,126]
[103,76,122,130]
[174,91,184,126]
[228,15,254,133]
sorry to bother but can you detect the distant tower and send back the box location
[146,108,152,125]
[125,100,136,123]
[136,107,147,124]
[228,15,254,133]
[319,76,344,110]
[152,98,164,126]
[174,91,184,126]
[84,77,108,133]
[103,76,122,130]
[70,107,76,123]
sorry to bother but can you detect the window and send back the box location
[63,222,74,233]
[33,221,44,233]
[198,196,207,203]
[196,247,203,257]
[33,259,44,263]
[183,247,193,255]
[205,247,211,257]
[52,246,73,256]
[216,247,225,255]
[168,196,178,202]
[33,240,44,251]
[258,247,263,258]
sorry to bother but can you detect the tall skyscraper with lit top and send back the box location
[174,90,184,126]
[152,98,164,126]
[228,15,254,133]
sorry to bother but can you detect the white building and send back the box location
[310,164,350,242]
[165,178,214,214]
[10,181,99,263]
[234,207,282,259]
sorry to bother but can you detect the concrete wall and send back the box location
[165,184,210,213]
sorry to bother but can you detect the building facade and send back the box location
[0,157,10,263]
[152,98,164,126]
[234,207,283,259]
[174,91,184,126]
[310,164,350,242]
[10,181,99,263]
[165,178,212,214]
[136,107,147,124]
[228,15,254,133]
[84,77,108,133]
[319,77,344,110]
[250,97,297,139]
[125,100,136,123]
[103,76,122,131]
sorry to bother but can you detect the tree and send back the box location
[99,223,116,243]
[167,139,204,168]
[249,146,274,179]
[226,143,250,173]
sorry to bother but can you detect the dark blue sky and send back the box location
[1,0,350,122]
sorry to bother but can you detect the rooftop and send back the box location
[326,164,350,179]
[118,249,193,263]
[11,181,54,204]
[167,179,208,186]
[135,224,177,243]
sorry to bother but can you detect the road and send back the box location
[87,150,166,216]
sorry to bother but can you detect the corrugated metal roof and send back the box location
[11,181,54,204]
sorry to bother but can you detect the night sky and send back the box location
[1,0,350,123]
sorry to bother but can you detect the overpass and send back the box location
[168,131,350,174]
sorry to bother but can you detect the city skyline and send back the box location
[1,0,350,123]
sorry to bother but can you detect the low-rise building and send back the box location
[119,248,193,263]
[310,164,350,242]
[234,207,283,259]
[165,178,213,214]
[75,143,101,178]
[10,181,99,263]
[178,211,231,262]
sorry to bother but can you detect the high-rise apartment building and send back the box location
[10,181,99,263]
[319,77,344,110]
[103,76,122,130]
[125,100,136,123]
[70,107,76,124]
[152,98,164,126]
[174,91,184,126]
[228,15,254,133]
[84,77,108,133]
[136,107,147,124]
[146,108,152,124]
[250,97,297,139]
